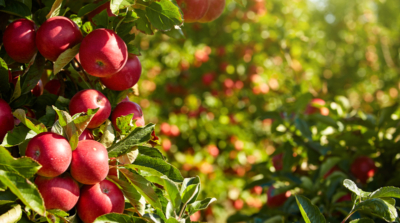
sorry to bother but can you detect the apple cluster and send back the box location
[1,12,149,223]
[3,16,142,96]
[176,0,226,23]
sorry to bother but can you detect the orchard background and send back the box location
[2,0,400,222]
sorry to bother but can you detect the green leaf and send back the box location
[92,9,109,28]
[10,76,21,102]
[81,21,93,34]
[33,7,50,25]
[180,177,200,205]
[0,146,41,178]
[0,189,18,205]
[295,195,326,223]
[134,9,153,35]
[38,105,57,127]
[369,186,400,199]
[127,154,183,182]
[107,123,155,157]
[13,109,47,134]
[127,44,140,55]
[21,54,45,95]
[107,175,146,216]
[0,0,4,7]
[145,0,183,31]
[53,44,80,75]
[162,26,185,40]
[378,103,398,127]
[234,0,245,7]
[94,213,146,223]
[0,204,22,223]
[119,168,162,210]
[343,179,361,196]
[309,114,338,127]
[69,14,82,27]
[0,0,31,18]
[353,198,398,222]
[72,108,99,136]
[77,0,108,16]
[138,146,165,160]
[46,0,62,19]
[99,120,115,148]
[52,106,78,149]
[0,58,10,95]
[295,118,312,139]
[116,113,136,135]
[319,157,341,179]
[349,219,375,223]
[181,184,199,205]
[110,0,123,15]
[1,125,36,147]
[160,176,181,212]
[0,169,45,216]
[187,198,217,215]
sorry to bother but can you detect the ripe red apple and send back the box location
[44,79,62,96]
[337,194,352,202]
[79,29,128,77]
[79,129,94,141]
[272,153,283,171]
[162,138,171,152]
[170,125,180,137]
[0,99,14,142]
[198,0,225,23]
[31,80,44,97]
[232,199,244,210]
[100,54,142,91]
[77,179,125,223]
[36,16,83,61]
[87,2,116,22]
[25,132,72,177]
[3,19,37,63]
[25,107,36,119]
[266,186,291,208]
[350,156,376,184]
[176,0,209,23]
[69,89,111,129]
[207,145,219,157]
[35,173,80,211]
[305,98,329,116]
[111,101,145,131]
[70,140,109,185]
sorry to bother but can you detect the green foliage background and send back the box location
[133,0,400,222]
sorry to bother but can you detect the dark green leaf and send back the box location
[0,58,10,95]
[54,44,80,74]
[138,146,165,160]
[181,184,199,205]
[349,219,375,223]
[0,146,41,178]
[187,198,217,215]
[1,125,36,147]
[145,0,183,31]
[295,118,312,139]
[0,0,31,18]
[295,195,326,223]
[107,123,155,157]
[21,54,45,95]
[94,213,146,223]
[134,9,153,35]
[77,0,108,17]
[369,186,400,199]
[353,198,397,222]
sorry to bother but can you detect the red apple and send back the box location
[77,179,125,223]
[337,194,352,202]
[44,79,62,96]
[198,0,225,23]
[3,19,37,63]
[35,173,80,211]
[350,156,376,184]
[266,186,291,208]
[70,140,109,185]
[305,98,329,116]
[25,107,36,119]
[170,125,180,137]
[87,2,116,22]
[31,80,44,97]
[232,199,244,210]
[36,16,83,61]
[69,89,111,129]
[176,0,209,23]
[202,73,214,86]
[79,129,94,141]
[272,153,283,171]
[207,145,219,157]
[100,54,142,91]
[25,132,72,177]
[10,71,23,87]
[79,29,128,77]
[111,101,145,131]
[0,99,14,142]
[162,138,171,152]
